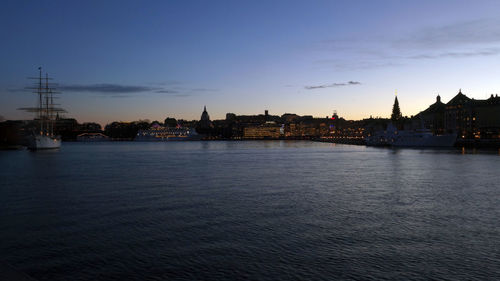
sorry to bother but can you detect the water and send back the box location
[1,141,499,280]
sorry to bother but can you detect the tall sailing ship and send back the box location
[19,67,65,150]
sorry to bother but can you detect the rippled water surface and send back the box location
[1,141,499,280]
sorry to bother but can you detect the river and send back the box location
[1,141,499,280]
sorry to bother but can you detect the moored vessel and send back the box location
[391,130,456,147]
[18,67,65,150]
[28,134,61,149]
[135,124,200,141]
[76,133,110,142]
[366,123,457,147]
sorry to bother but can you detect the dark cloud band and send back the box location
[408,48,500,60]
[305,81,361,90]
[60,84,158,93]
[56,83,203,98]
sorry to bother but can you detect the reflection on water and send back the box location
[1,141,499,281]
[457,145,500,155]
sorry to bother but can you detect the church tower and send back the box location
[391,96,402,121]
[200,106,210,124]
[197,106,213,134]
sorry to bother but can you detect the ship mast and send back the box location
[45,73,52,136]
[45,73,50,135]
[18,67,66,136]
[39,67,43,134]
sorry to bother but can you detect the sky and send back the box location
[1,0,500,126]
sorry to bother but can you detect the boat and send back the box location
[365,122,397,146]
[76,132,110,142]
[135,125,201,141]
[18,67,65,150]
[366,123,456,147]
[391,130,457,147]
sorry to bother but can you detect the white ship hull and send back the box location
[28,134,61,150]
[135,127,201,141]
[366,123,457,147]
[392,133,456,147]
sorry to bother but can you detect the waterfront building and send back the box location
[445,90,473,137]
[415,95,446,134]
[475,94,500,139]
[196,106,214,135]
[411,90,500,141]
[199,106,212,128]
[443,90,500,139]
[281,113,300,123]
[243,122,282,139]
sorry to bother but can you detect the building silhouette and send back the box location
[391,96,402,121]
[415,90,500,140]
[196,106,213,135]
[416,95,446,134]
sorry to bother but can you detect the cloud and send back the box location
[305,81,361,90]
[394,19,500,50]
[60,84,158,93]
[313,59,401,71]
[9,81,211,98]
[191,88,217,92]
[408,48,500,60]
[155,90,191,97]
[59,83,201,98]
[149,81,183,86]
[109,95,134,98]
[155,90,180,94]
[314,18,500,70]
[156,88,215,96]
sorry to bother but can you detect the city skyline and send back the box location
[1,0,500,126]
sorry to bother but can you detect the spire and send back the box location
[199,105,212,130]
[391,95,402,121]
[200,106,210,121]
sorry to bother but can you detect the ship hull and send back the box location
[366,127,457,148]
[135,136,201,141]
[28,135,61,150]
[135,127,201,141]
[392,134,456,147]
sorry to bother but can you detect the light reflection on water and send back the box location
[0,141,499,281]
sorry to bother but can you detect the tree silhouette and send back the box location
[391,96,402,121]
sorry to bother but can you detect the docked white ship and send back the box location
[29,133,61,149]
[135,125,200,141]
[19,67,65,150]
[366,123,456,147]
[391,130,457,147]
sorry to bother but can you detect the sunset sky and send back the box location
[1,0,500,126]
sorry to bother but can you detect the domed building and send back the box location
[415,95,446,134]
[196,106,213,134]
[200,106,211,125]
